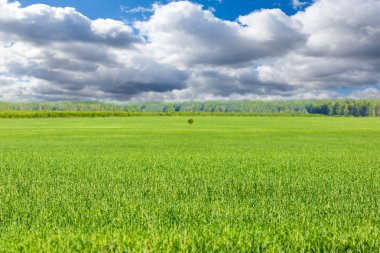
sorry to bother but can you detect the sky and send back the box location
[11,0,307,20]
[0,0,379,102]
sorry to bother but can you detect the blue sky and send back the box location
[0,0,379,101]
[15,0,310,21]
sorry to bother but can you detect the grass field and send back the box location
[0,117,379,252]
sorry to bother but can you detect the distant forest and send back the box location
[0,100,379,117]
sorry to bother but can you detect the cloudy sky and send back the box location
[0,0,379,102]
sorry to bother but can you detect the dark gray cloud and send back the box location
[4,49,188,98]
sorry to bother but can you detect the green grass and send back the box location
[0,117,379,252]
[0,111,321,118]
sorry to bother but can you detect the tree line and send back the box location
[0,100,379,116]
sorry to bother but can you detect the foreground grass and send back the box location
[0,117,379,252]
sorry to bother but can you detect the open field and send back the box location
[0,117,379,252]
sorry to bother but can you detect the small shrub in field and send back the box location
[188,118,194,124]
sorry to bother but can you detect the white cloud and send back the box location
[292,0,308,9]
[0,3,140,47]
[294,0,380,59]
[0,1,187,101]
[120,5,154,14]
[0,0,379,101]
[136,2,305,66]
[350,88,380,99]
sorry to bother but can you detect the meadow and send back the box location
[0,117,379,252]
